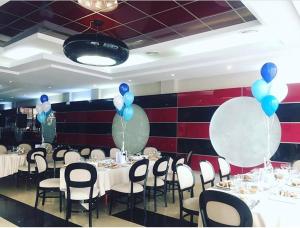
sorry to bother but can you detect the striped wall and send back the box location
[54,83,300,174]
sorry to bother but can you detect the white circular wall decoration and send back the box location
[209,97,281,167]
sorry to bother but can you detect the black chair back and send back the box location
[199,190,253,227]
[129,159,149,182]
[27,148,47,164]
[80,147,91,159]
[65,163,97,200]
[52,146,68,162]
[153,156,169,177]
[171,156,186,173]
[34,154,48,181]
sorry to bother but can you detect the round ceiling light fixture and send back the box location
[63,20,129,67]
[78,0,118,12]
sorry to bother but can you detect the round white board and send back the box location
[209,97,281,167]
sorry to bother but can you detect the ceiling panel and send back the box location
[126,1,179,15]
[101,2,147,24]
[153,7,196,27]
[0,0,257,48]
[183,1,232,19]
[126,17,166,34]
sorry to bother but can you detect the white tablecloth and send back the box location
[198,185,300,227]
[0,154,26,178]
[60,160,155,196]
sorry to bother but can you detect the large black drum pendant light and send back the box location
[63,20,129,67]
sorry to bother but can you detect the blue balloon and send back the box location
[37,112,46,124]
[117,106,125,117]
[261,62,277,83]
[123,106,134,121]
[40,94,48,103]
[251,79,270,101]
[261,95,279,117]
[119,83,129,96]
[123,92,134,107]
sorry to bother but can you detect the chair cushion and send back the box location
[183,197,199,212]
[146,177,165,187]
[66,187,99,200]
[48,162,64,169]
[39,178,60,188]
[111,183,144,193]
[18,165,36,172]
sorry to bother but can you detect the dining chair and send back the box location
[199,160,215,191]
[0,144,7,154]
[166,156,186,203]
[292,160,300,171]
[199,190,253,227]
[110,147,120,159]
[186,151,193,166]
[90,148,106,160]
[18,148,47,185]
[34,154,62,211]
[64,151,81,165]
[217,157,231,181]
[65,162,99,227]
[18,143,32,154]
[143,147,158,156]
[48,146,68,177]
[41,143,53,154]
[109,159,149,214]
[145,156,169,212]
[176,164,199,223]
[79,147,91,159]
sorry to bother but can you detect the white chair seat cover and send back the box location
[67,187,99,200]
[183,197,199,212]
[18,165,36,172]
[145,177,164,187]
[39,178,60,188]
[112,182,144,193]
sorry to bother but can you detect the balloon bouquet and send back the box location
[36,94,52,125]
[251,62,288,168]
[113,83,135,159]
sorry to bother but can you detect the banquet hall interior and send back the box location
[1,0,300,227]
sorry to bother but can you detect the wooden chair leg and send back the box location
[34,188,39,208]
[96,198,99,219]
[42,190,46,205]
[154,187,157,212]
[109,191,114,215]
[190,215,193,223]
[172,181,175,203]
[179,207,183,220]
[164,184,168,207]
[88,201,92,227]
[143,189,147,212]
[59,191,62,212]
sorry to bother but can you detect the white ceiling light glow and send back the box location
[2,47,52,60]
[77,55,116,66]
[78,0,118,12]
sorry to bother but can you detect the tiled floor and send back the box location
[0,172,203,227]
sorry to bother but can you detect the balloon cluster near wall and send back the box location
[113,83,135,121]
[251,62,288,117]
[36,94,52,124]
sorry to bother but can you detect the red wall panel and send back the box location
[56,111,115,123]
[147,136,177,152]
[145,108,177,122]
[178,88,242,107]
[281,123,300,143]
[177,123,209,139]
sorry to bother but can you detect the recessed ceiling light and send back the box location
[128,79,132,82]
[48,86,52,89]
[10,96,14,99]
[9,80,13,83]
[171,73,175,77]
[93,84,97,88]
[240,29,258,34]
[146,51,159,56]
[3,47,52,60]
[227,65,232,70]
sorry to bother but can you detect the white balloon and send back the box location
[36,104,43,113]
[269,78,288,102]
[113,95,124,110]
[209,97,281,167]
[42,101,51,112]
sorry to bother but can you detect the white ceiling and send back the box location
[1,0,300,103]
